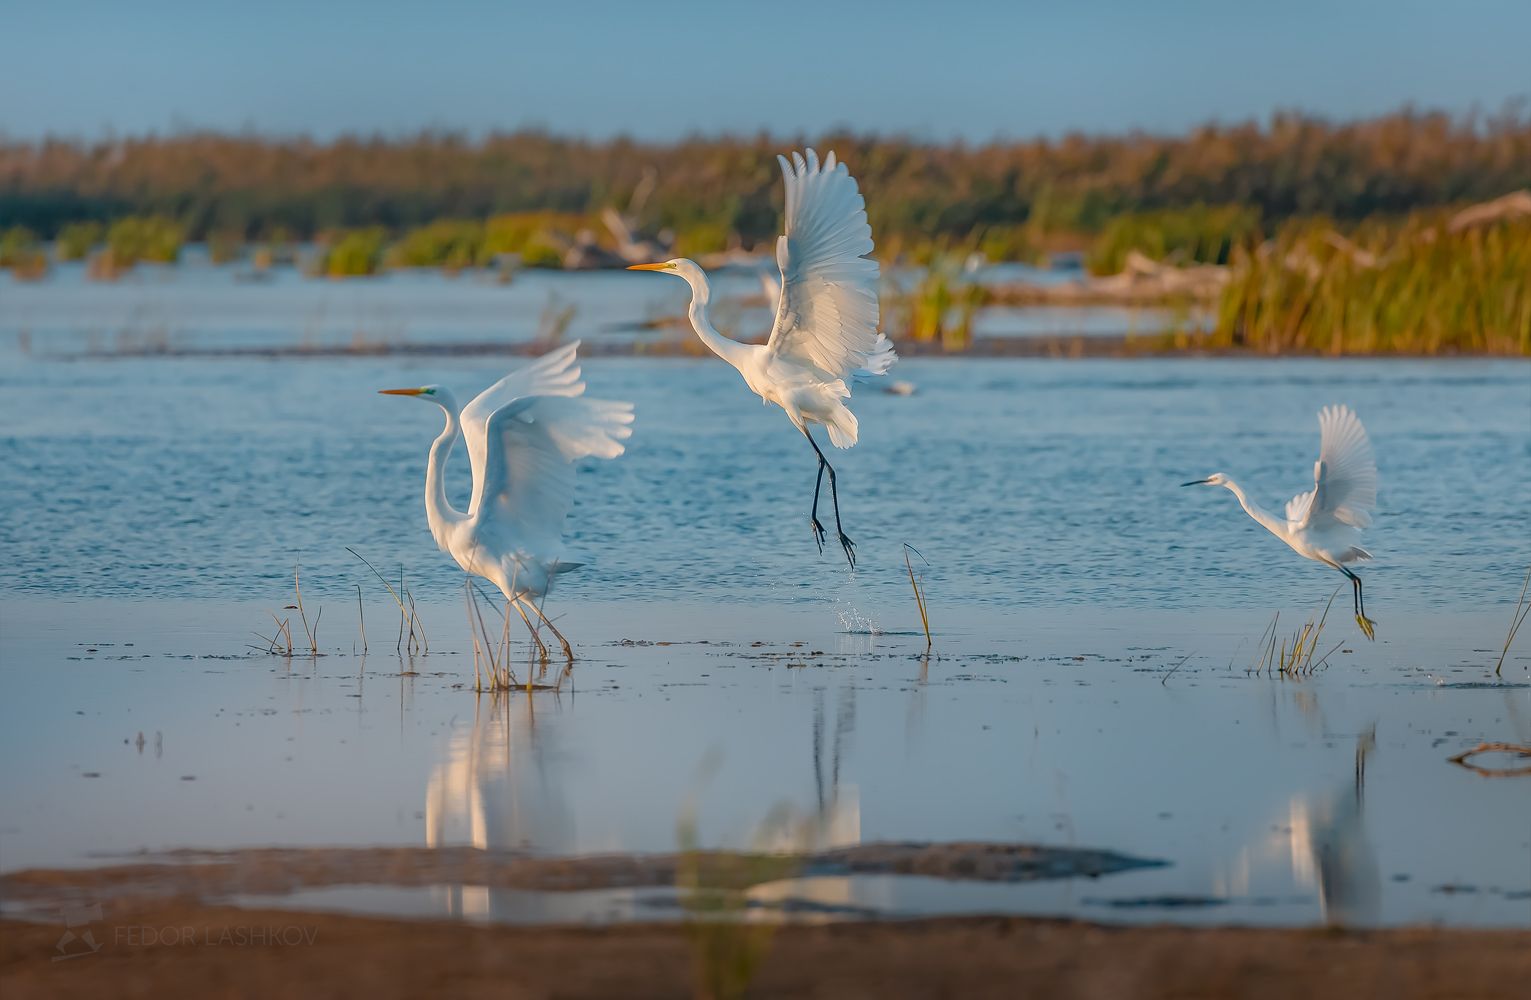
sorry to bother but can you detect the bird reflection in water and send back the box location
[424,696,603,922]
[423,687,874,922]
[745,687,872,918]
[1300,725,1381,927]
[1218,723,1380,926]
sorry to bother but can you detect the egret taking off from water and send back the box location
[628,149,895,569]
[379,343,633,659]
[1183,404,1379,640]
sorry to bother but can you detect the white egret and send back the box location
[379,342,633,659]
[628,149,895,568]
[1183,404,1378,639]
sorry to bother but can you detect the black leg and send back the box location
[1342,567,1363,618]
[809,459,827,553]
[825,461,854,568]
[1337,564,1375,640]
[801,426,855,570]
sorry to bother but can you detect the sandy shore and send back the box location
[0,842,1163,903]
[6,844,1525,997]
[5,902,1529,999]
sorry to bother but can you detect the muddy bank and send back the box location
[4,902,1528,999]
[0,842,1163,912]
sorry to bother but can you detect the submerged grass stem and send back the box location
[1494,565,1531,677]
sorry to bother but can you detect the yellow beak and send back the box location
[626,262,674,271]
[378,387,425,396]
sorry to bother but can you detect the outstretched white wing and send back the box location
[460,342,585,494]
[462,343,634,548]
[1286,405,1377,529]
[471,395,633,549]
[766,149,895,381]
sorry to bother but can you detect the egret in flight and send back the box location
[1183,404,1378,639]
[628,149,895,569]
[380,343,633,659]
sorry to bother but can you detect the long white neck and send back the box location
[679,266,750,369]
[424,398,467,549]
[1221,478,1288,539]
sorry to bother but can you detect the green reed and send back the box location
[314,227,386,277]
[55,222,102,261]
[386,219,485,270]
[0,225,47,278]
[8,110,1527,252]
[1208,212,1530,355]
[106,215,185,265]
[481,211,590,268]
[676,772,802,1000]
[1088,204,1262,275]
[889,254,984,349]
[1251,589,1344,678]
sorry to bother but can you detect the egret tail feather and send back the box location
[823,402,859,449]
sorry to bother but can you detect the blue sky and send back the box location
[3,0,1527,140]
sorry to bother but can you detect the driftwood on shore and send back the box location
[1447,190,1531,232]
[987,250,1229,306]
[561,173,675,270]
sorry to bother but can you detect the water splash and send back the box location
[835,604,882,635]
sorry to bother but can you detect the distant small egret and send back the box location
[629,149,895,568]
[1183,404,1379,640]
[380,343,633,659]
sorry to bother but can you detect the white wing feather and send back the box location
[460,342,585,495]
[462,343,634,549]
[1287,405,1377,529]
[766,149,895,381]
[472,395,634,549]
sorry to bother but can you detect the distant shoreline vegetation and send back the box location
[2,109,1528,355]
[3,109,1527,245]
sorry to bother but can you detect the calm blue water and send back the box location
[2,599,1527,927]
[0,348,1527,613]
[0,255,1169,354]
[0,253,772,354]
[4,270,1528,933]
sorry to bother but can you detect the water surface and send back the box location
[1,350,1525,611]
[1,600,1526,928]
[2,272,1528,931]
